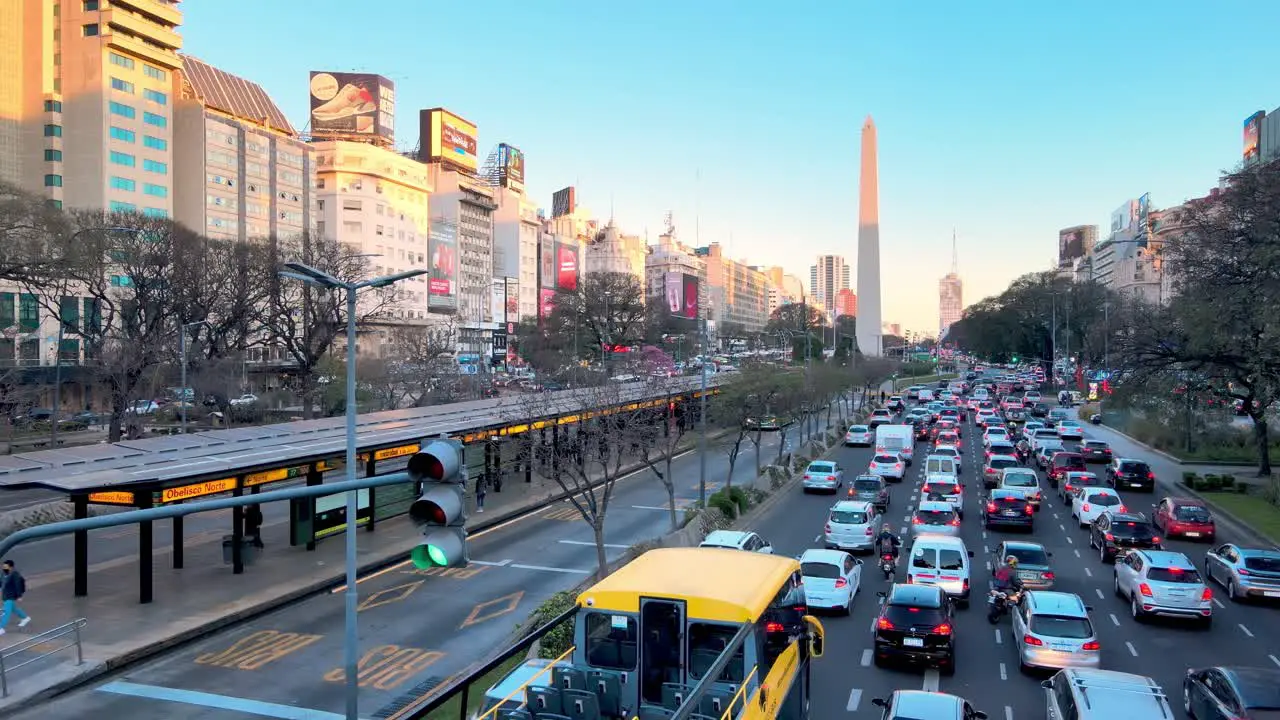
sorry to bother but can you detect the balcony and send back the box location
[104,6,183,50]
[108,0,183,29]
[105,30,181,70]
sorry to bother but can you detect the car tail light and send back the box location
[913,516,923,524]
[1201,587,1212,601]
[1042,571,1055,581]
[1239,568,1252,576]
[1138,583,1153,597]
[934,623,952,636]
[948,517,961,526]
[1023,635,1044,646]
[951,485,962,494]
[1025,504,1035,515]
[1118,505,1127,513]
[1148,472,1156,480]
[962,579,969,592]
[834,577,848,589]
[876,617,894,631]
[986,502,997,513]
[824,523,832,534]
[1104,532,1114,541]
[1152,536,1162,545]
[766,621,785,633]
[865,527,874,536]
[1082,640,1100,651]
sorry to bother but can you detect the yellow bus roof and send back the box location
[576,547,800,623]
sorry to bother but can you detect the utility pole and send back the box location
[50,315,64,448]
[698,318,708,506]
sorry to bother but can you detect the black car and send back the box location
[1090,512,1162,563]
[1108,458,1155,492]
[1184,666,1280,720]
[873,584,956,675]
[1030,402,1050,418]
[913,421,931,441]
[1080,440,1113,464]
[982,490,1035,531]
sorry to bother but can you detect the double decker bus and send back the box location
[403,547,825,720]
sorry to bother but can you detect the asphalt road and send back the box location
[740,408,1280,719]
[17,430,800,719]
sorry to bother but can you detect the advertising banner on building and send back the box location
[1136,193,1151,242]
[498,143,525,193]
[681,274,699,319]
[309,72,395,144]
[427,219,458,313]
[539,288,557,319]
[422,108,478,172]
[490,278,506,324]
[1058,228,1085,265]
[552,187,576,218]
[1244,112,1264,161]
[504,277,519,320]
[1110,200,1136,235]
[664,272,683,315]
[540,235,556,288]
[556,243,579,291]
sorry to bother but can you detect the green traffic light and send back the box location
[411,544,449,569]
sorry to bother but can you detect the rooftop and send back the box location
[180,54,295,135]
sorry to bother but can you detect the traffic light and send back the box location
[407,438,469,569]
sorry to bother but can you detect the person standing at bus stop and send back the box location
[0,560,31,634]
[475,478,486,513]
[245,504,264,549]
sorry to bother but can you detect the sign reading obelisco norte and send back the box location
[161,478,237,503]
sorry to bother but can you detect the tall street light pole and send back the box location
[179,320,205,435]
[279,262,426,720]
[698,317,708,506]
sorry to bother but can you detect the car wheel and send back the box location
[1184,685,1197,718]
[1131,595,1145,622]
[1114,573,1124,598]
[1228,579,1241,603]
[1199,615,1213,630]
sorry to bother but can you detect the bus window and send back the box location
[688,623,744,683]
[584,612,638,671]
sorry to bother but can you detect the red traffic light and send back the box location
[408,453,445,481]
[409,499,448,525]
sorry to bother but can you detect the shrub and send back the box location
[1077,404,1100,422]
[707,489,740,520]
[1182,472,1199,488]
[724,486,750,514]
[523,590,576,659]
[1220,474,1236,489]
[1236,482,1251,494]
[1203,475,1223,492]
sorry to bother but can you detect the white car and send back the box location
[1072,487,1125,527]
[699,530,774,554]
[799,548,861,614]
[911,501,961,537]
[1057,420,1085,440]
[845,424,873,447]
[802,460,844,493]
[230,393,259,406]
[921,478,965,517]
[983,428,1010,448]
[868,453,906,481]
[975,410,998,427]
[932,445,963,473]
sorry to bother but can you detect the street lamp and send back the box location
[277,261,426,720]
[178,320,207,435]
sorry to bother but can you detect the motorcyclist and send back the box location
[875,524,901,560]
[993,556,1024,595]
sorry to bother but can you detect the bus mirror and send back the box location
[871,697,887,708]
[801,615,825,658]
[967,550,975,558]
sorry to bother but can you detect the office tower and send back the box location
[939,232,963,337]
[856,115,882,355]
[808,255,850,321]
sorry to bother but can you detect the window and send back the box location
[82,23,99,36]
[43,124,62,137]
[1029,615,1093,639]
[44,174,62,187]
[50,199,62,209]
[83,298,101,333]
[143,183,166,197]
[143,135,166,150]
[83,0,99,9]
[109,201,136,213]
[109,275,132,287]
[583,612,636,671]
[109,101,135,119]
[938,549,965,570]
[687,623,744,682]
[142,159,166,174]
[110,126,135,142]
[109,151,135,167]
[0,293,13,328]
[143,89,166,105]
[109,52,134,69]
[342,199,362,211]
[143,112,166,128]
[110,176,135,191]
[58,296,79,330]
[43,100,62,113]
[110,77,134,94]
[143,207,167,218]
[18,294,39,332]
[44,149,62,162]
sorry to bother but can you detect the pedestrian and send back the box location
[0,560,30,635]
[245,504,264,549]
[475,478,487,513]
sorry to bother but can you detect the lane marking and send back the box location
[1095,588,1104,599]
[994,628,1002,645]
[922,669,940,692]
[1109,613,1120,626]
[860,649,872,667]
[1126,641,1138,656]
[510,563,591,574]
[469,559,512,567]
[98,681,346,719]
[1005,705,1014,720]
[847,688,863,711]
[1270,654,1280,668]
[869,616,879,632]
[1074,549,1081,558]
[558,539,630,549]
[1058,524,1066,532]
[194,630,322,670]
[1212,597,1224,609]
[899,526,907,534]
[1239,623,1254,638]
[1084,567,1092,578]
[461,591,525,628]
[999,662,1008,680]
[1065,536,1073,545]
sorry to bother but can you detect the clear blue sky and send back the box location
[183,1,1280,335]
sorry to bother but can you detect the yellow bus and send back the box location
[451,547,825,720]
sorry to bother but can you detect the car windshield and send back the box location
[1085,441,1108,449]
[1121,462,1151,474]
[1147,567,1202,584]
[1004,473,1037,487]
[935,448,958,456]
[801,562,841,580]
[854,479,881,491]
[849,426,868,433]
[1086,493,1121,506]
[808,463,834,473]
[1244,555,1280,572]
[1110,520,1156,538]
[1175,506,1211,521]
[1029,615,1093,640]
[916,509,956,525]
[1054,454,1083,466]
[1004,546,1049,565]
[883,604,945,626]
[993,494,1025,504]
[989,458,1017,468]
[831,510,868,524]
[873,455,899,464]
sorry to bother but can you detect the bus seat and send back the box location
[562,688,601,720]
[660,683,690,710]
[699,689,735,717]
[585,669,623,717]
[526,685,564,715]
[688,649,719,679]
[636,706,674,720]
[498,711,533,720]
[554,665,589,691]
[531,715,571,720]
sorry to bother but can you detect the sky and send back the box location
[182,1,1280,336]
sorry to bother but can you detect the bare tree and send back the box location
[0,181,71,282]
[710,367,794,488]
[635,376,691,531]
[389,319,459,406]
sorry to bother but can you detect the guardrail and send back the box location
[0,617,87,697]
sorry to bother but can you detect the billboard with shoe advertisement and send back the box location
[308,72,395,144]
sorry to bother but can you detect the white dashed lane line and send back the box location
[1109,613,1120,626]
[1126,641,1139,657]
[994,628,1003,645]
[1095,588,1105,599]
[847,688,863,711]
[1240,624,1255,638]
[860,649,873,667]
[999,662,1008,680]
[1270,654,1280,668]
[1083,567,1092,578]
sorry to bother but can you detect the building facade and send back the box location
[696,243,769,332]
[809,255,850,320]
[645,230,707,320]
[583,222,646,280]
[490,184,539,322]
[835,288,857,319]
[429,166,497,331]
[938,273,962,336]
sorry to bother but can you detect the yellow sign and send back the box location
[244,464,309,487]
[88,491,135,505]
[373,444,419,461]
[161,478,237,503]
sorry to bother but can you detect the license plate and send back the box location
[1185,532,1201,537]
[1051,645,1075,652]
[903,638,924,647]
[1129,482,1144,487]
[1264,591,1280,598]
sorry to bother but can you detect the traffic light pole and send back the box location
[342,287,360,720]
[698,319,708,506]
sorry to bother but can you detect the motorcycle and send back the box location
[879,553,896,580]
[987,589,1022,624]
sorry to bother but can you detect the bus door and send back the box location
[639,598,686,705]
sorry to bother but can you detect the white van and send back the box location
[875,424,915,465]
[923,454,964,516]
[905,535,975,606]
[918,388,936,402]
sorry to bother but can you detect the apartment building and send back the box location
[696,243,769,333]
[491,184,540,322]
[809,255,850,321]
[645,230,707,320]
[428,166,497,356]
[583,223,646,280]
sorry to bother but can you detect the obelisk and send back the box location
[856,115,883,356]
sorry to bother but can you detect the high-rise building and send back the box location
[645,223,707,320]
[696,243,769,332]
[856,116,883,356]
[173,55,314,243]
[490,184,540,321]
[808,255,850,320]
[835,288,857,319]
[763,266,803,316]
[425,167,496,359]
[0,0,183,212]
[938,232,963,337]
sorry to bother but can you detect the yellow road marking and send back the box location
[194,630,322,670]
[400,566,488,580]
[460,591,524,628]
[323,645,444,690]
[357,581,424,612]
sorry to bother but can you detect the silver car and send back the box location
[868,453,906,481]
[1113,550,1213,626]
[911,501,961,538]
[1204,543,1280,602]
[802,460,844,493]
[845,424,873,447]
[1012,591,1100,671]
[824,500,880,552]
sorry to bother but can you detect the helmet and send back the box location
[882,523,892,531]
[1006,556,1019,567]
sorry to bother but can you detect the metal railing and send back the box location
[0,618,87,697]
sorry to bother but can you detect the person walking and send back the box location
[0,560,30,635]
[475,478,487,513]
[245,504,264,549]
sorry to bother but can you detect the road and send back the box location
[740,410,1280,719]
[16,430,800,718]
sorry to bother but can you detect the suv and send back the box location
[1108,458,1155,492]
[1113,549,1213,626]
[869,408,895,428]
[872,584,956,675]
[1089,512,1161,563]
[1042,668,1174,720]
[824,500,881,552]
[1046,452,1087,487]
[847,475,890,512]
[1013,591,1099,671]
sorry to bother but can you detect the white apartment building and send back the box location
[491,185,540,322]
[697,243,769,333]
[645,231,708,319]
[938,272,962,337]
[428,166,497,333]
[583,223,647,280]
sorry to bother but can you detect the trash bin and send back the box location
[222,536,260,565]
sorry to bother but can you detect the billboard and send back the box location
[308,72,394,144]
[505,277,519,320]
[1058,228,1086,264]
[556,243,578,291]
[552,187,576,218]
[1137,193,1151,236]
[1109,200,1137,236]
[664,272,683,315]
[422,108,478,172]
[1245,111,1264,161]
[540,235,556,288]
[681,273,699,320]
[498,144,525,193]
[427,219,458,313]
[539,288,556,319]
[490,279,506,323]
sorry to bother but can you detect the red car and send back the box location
[1046,452,1086,487]
[1152,497,1216,541]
